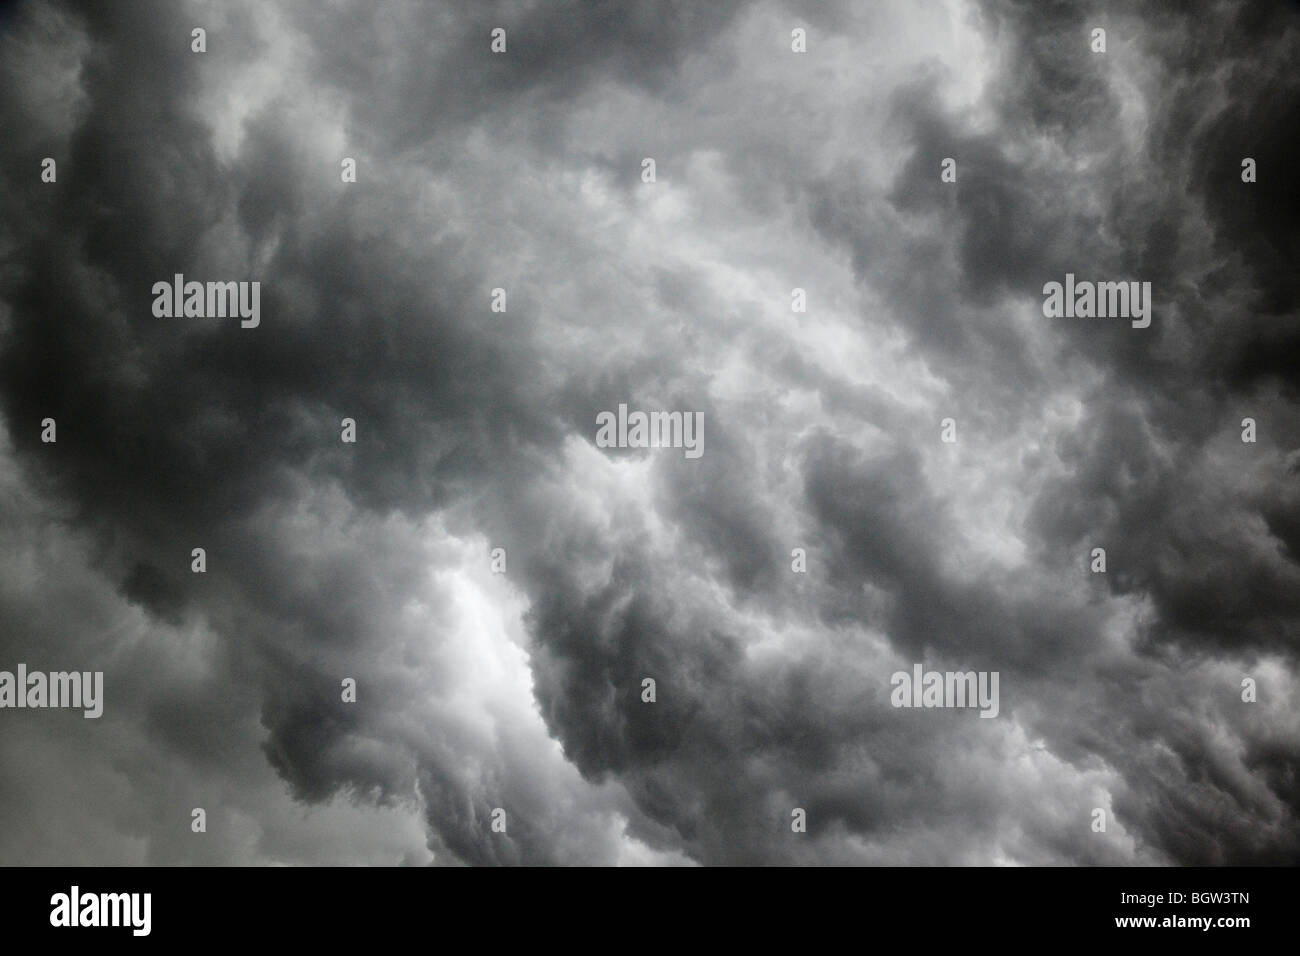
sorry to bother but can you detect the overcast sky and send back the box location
[0,0,1297,866]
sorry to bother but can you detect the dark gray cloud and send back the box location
[0,0,1296,867]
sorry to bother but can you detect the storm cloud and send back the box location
[0,0,1296,866]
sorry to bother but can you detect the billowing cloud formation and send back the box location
[0,0,1296,865]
